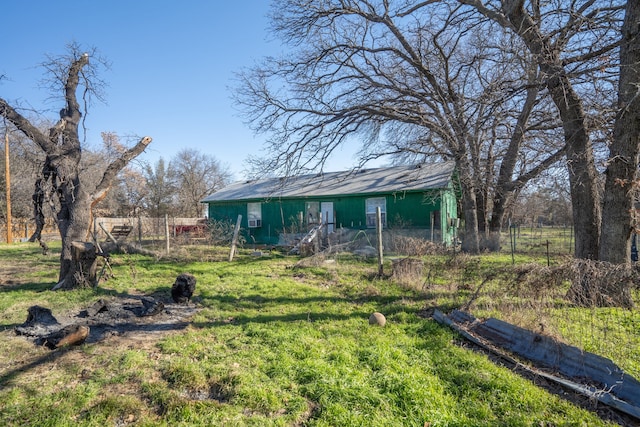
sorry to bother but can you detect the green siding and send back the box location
[206,186,458,246]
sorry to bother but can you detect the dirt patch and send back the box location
[0,267,25,285]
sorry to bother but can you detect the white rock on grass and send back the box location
[369,312,386,327]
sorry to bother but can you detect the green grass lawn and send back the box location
[0,242,629,426]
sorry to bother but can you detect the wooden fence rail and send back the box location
[0,218,57,243]
[0,217,206,244]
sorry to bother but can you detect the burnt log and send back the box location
[85,299,109,317]
[15,306,89,349]
[42,324,90,349]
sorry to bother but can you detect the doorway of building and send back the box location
[321,202,335,233]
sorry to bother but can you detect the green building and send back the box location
[201,162,459,246]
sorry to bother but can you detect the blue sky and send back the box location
[1,1,362,180]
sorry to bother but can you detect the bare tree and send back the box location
[458,0,623,260]
[487,63,564,237]
[168,148,231,217]
[0,128,45,219]
[92,132,149,217]
[0,45,151,289]
[236,1,566,253]
[511,175,572,227]
[241,0,624,260]
[142,157,174,217]
[599,0,640,264]
[107,167,149,217]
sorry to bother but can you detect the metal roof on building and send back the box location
[201,161,456,203]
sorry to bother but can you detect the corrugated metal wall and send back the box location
[206,187,458,246]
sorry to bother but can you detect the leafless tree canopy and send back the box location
[460,0,623,259]
[134,150,231,218]
[168,149,232,217]
[235,0,631,261]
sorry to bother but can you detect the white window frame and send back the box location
[365,197,387,228]
[247,202,262,228]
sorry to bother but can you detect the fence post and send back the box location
[376,206,384,276]
[5,130,12,244]
[229,214,243,262]
[509,225,516,265]
[430,212,434,242]
[164,214,170,254]
[546,239,550,266]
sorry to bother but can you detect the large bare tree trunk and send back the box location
[460,188,480,253]
[501,2,601,259]
[456,159,481,254]
[488,68,540,245]
[1,50,151,290]
[53,241,99,290]
[55,183,94,289]
[599,1,640,265]
[548,70,601,260]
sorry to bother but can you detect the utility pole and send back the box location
[4,130,12,244]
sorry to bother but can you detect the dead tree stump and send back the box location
[54,241,99,290]
[71,241,98,287]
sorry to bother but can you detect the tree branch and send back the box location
[91,136,152,204]
[0,99,53,152]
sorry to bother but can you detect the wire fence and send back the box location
[503,224,574,261]
[389,249,640,386]
[0,218,57,243]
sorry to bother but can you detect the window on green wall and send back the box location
[247,202,262,228]
[306,201,320,224]
[366,197,387,228]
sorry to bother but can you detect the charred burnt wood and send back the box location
[84,299,109,317]
[172,273,196,304]
[14,306,61,337]
[139,297,165,316]
[42,324,90,349]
